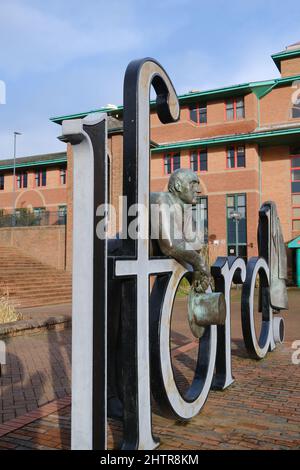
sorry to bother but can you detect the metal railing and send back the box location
[0,211,67,227]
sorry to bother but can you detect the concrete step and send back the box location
[1,275,71,282]
[0,266,71,271]
[0,281,71,287]
[0,271,71,278]
[0,279,71,286]
[12,298,72,308]
[8,287,72,296]
[12,294,72,302]
[0,245,72,308]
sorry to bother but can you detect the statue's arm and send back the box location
[150,191,212,289]
[158,236,210,275]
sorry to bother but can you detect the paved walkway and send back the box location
[19,304,72,322]
[0,329,71,424]
[0,290,299,449]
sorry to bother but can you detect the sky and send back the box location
[0,0,300,159]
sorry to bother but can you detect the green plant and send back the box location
[177,277,190,298]
[0,286,22,324]
[16,208,37,226]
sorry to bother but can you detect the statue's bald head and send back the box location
[168,168,200,204]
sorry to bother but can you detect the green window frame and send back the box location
[226,193,247,259]
[192,196,208,244]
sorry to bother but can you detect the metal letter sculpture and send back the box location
[61,58,288,450]
[60,116,108,449]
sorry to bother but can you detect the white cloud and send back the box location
[1,0,300,159]
[0,123,65,160]
[0,0,190,78]
[166,49,220,95]
[167,32,300,97]
[0,0,142,76]
[0,80,6,104]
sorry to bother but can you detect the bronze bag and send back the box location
[188,289,226,339]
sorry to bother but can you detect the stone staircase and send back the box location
[0,246,72,308]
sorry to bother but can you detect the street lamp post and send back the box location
[12,131,22,226]
[230,210,242,257]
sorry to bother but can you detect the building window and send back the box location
[0,174,4,190]
[32,207,48,225]
[189,103,207,124]
[291,149,300,231]
[227,194,247,259]
[192,196,208,244]
[33,207,45,216]
[58,205,67,225]
[292,104,300,118]
[226,97,245,120]
[17,172,28,189]
[190,149,208,172]
[164,152,181,174]
[227,146,245,168]
[60,168,67,185]
[35,169,47,187]
[292,91,300,118]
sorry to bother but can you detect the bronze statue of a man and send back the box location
[108,168,212,418]
[150,168,212,292]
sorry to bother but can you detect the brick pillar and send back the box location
[66,143,73,271]
[109,133,123,236]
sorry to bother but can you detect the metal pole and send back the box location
[236,219,239,257]
[12,133,16,226]
[296,248,300,288]
[12,132,21,226]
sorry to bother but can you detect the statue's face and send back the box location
[177,172,200,204]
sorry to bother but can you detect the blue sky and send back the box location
[0,0,300,159]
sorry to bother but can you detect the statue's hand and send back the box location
[193,270,212,293]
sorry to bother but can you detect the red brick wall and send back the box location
[151,98,257,144]
[261,145,292,241]
[280,57,300,77]
[260,85,300,126]
[0,225,66,270]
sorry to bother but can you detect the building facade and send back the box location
[52,43,300,277]
[2,43,300,279]
[0,152,68,224]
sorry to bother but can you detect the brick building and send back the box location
[0,153,69,272]
[0,152,68,223]
[2,42,300,280]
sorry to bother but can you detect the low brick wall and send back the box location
[0,226,66,270]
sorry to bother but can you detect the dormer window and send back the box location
[292,99,300,118]
[189,103,207,124]
[226,97,245,120]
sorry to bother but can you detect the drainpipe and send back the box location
[257,97,262,207]
[258,144,262,207]
[296,248,300,287]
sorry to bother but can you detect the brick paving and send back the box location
[0,329,71,424]
[0,290,299,450]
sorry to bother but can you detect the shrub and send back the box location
[0,287,22,324]
[177,277,190,298]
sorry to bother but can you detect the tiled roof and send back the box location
[0,152,66,170]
